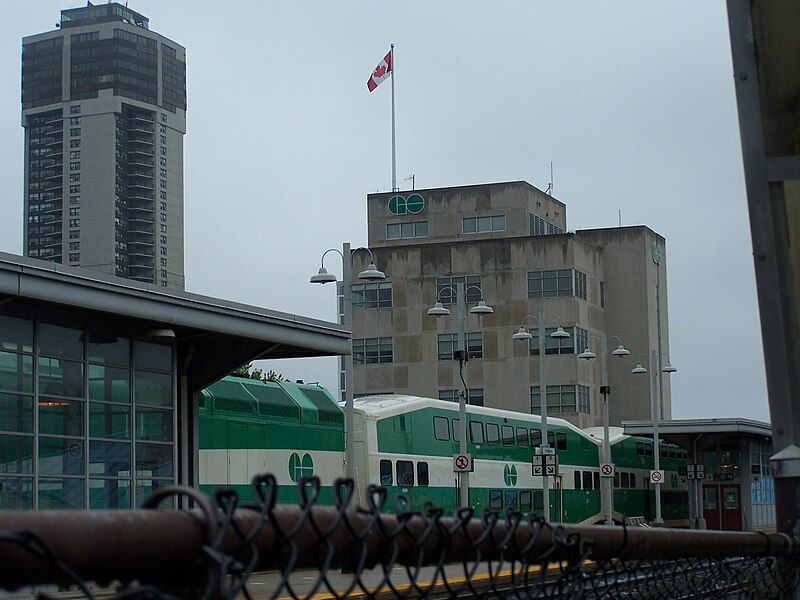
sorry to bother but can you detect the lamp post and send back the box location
[310,242,386,480]
[427,282,493,508]
[512,313,570,522]
[631,350,677,526]
[578,332,630,526]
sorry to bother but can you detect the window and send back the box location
[160,191,167,200]
[531,385,583,414]
[70,162,80,171]
[352,337,392,364]
[577,385,591,413]
[600,281,607,308]
[439,389,483,406]
[433,416,450,441]
[621,472,630,488]
[68,242,79,251]
[636,441,644,456]
[160,247,167,256]
[70,185,80,194]
[528,327,578,355]
[530,213,564,236]
[351,281,392,308]
[68,253,79,262]
[69,219,80,227]
[160,135,166,144]
[160,235,167,244]
[70,197,80,205]
[530,429,542,448]
[469,420,484,444]
[436,332,483,360]
[379,459,392,486]
[160,181,167,189]
[160,147,166,156]
[527,269,573,298]
[70,105,81,115]
[160,269,167,279]
[486,423,500,445]
[582,471,593,490]
[70,140,81,148]
[436,275,482,304]
[69,207,80,216]
[160,224,167,233]
[556,432,567,451]
[502,425,515,446]
[161,113,167,122]
[160,213,167,222]
[520,490,532,512]
[462,215,506,233]
[489,490,502,510]
[160,258,167,267]
[160,125,166,134]
[594,472,600,490]
[70,128,81,136]
[452,418,460,442]
[574,328,588,355]
[69,230,79,239]
[614,472,620,488]
[574,471,582,490]
[396,460,414,486]
[160,168,167,177]
[69,173,80,182]
[69,151,81,159]
[630,473,636,488]
[575,271,587,300]
[160,157,167,166]
[70,117,81,125]
[386,221,427,239]
[645,443,653,457]
[516,427,529,447]
[417,462,429,487]
[160,202,167,211]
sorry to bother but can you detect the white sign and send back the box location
[545,455,558,466]
[453,454,473,473]
[545,464,558,476]
[600,463,615,477]
[532,455,542,466]
[534,447,556,456]
[533,465,544,476]
[650,469,665,484]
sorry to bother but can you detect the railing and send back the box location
[0,475,796,599]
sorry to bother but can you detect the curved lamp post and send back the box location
[427,283,493,508]
[512,313,569,522]
[579,333,630,525]
[310,243,385,481]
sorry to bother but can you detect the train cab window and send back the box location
[668,446,676,459]
[636,441,644,456]
[380,460,393,486]
[533,490,544,512]
[452,419,461,442]
[556,432,567,451]
[516,427,529,447]
[489,489,502,510]
[486,423,500,445]
[574,471,582,490]
[621,472,630,488]
[614,472,620,488]
[417,461,429,487]
[504,490,517,510]
[433,416,450,441]
[645,443,653,457]
[593,472,600,490]
[582,471,593,490]
[530,429,542,447]
[547,431,555,447]
[520,490,532,512]
[396,460,414,487]
[470,420,484,444]
[660,443,667,456]
[502,425,515,446]
[630,473,636,488]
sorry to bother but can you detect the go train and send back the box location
[198,376,689,525]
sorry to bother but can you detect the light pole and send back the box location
[578,332,630,526]
[310,243,386,480]
[631,350,677,526]
[427,282,493,508]
[511,313,570,522]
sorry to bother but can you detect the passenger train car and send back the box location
[198,377,688,525]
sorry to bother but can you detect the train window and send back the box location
[645,443,653,457]
[669,446,676,459]
[417,462,429,487]
[593,472,600,490]
[502,425,515,446]
[486,423,500,445]
[582,471,593,490]
[614,472,620,488]
[516,427,529,447]
[504,490,517,510]
[630,473,636,488]
[433,416,450,441]
[547,431,555,447]
[621,472,630,488]
[489,489,502,510]
[470,420,484,444]
[533,490,544,512]
[556,433,567,451]
[530,429,542,447]
[520,490,532,512]
[396,460,414,487]
[452,419,461,442]
[574,471,582,490]
[636,441,644,456]
[660,443,667,456]
[380,460,393,486]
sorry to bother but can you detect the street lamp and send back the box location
[578,333,630,526]
[310,243,385,481]
[512,313,570,522]
[630,350,677,526]
[427,282,493,508]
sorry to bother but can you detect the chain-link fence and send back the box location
[0,474,797,599]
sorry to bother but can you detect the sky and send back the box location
[0,1,769,421]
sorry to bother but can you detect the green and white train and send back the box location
[199,376,689,525]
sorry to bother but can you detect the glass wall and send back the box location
[0,314,175,509]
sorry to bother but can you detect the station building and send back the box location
[346,181,672,428]
[0,252,348,509]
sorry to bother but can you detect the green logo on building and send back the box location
[504,464,518,487]
[289,452,314,482]
[388,193,425,216]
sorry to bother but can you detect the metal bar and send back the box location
[538,311,551,522]
[456,282,468,507]
[651,348,663,525]
[342,242,355,480]
[600,331,613,526]
[0,508,794,591]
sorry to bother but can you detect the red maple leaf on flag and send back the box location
[373,64,386,78]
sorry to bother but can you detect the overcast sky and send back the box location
[0,1,768,422]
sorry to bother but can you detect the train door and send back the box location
[553,477,563,521]
[703,485,721,530]
[721,485,742,531]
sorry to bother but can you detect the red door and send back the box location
[720,485,742,531]
[703,485,720,530]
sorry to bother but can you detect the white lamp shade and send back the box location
[358,262,386,281]
[579,347,597,360]
[427,302,451,317]
[631,363,647,374]
[470,300,494,314]
[661,363,677,373]
[512,327,533,341]
[310,267,337,284]
[550,326,570,339]
[612,344,630,357]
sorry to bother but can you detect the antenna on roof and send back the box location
[404,174,415,190]
[545,161,554,196]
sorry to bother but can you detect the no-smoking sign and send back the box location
[650,469,665,484]
[600,463,614,477]
[453,453,474,473]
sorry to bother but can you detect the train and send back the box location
[198,376,689,525]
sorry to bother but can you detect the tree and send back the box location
[230,363,284,383]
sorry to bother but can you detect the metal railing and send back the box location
[0,475,797,599]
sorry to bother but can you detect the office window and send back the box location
[70,140,81,148]
[70,162,80,171]
[160,213,167,222]
[68,253,79,262]
[70,197,80,205]
[69,207,80,216]
[68,242,79,251]
[160,125,166,134]
[69,219,80,227]
[160,191,167,200]
[462,215,506,234]
[437,332,482,360]
[527,269,573,298]
[433,416,450,441]
[160,147,166,155]
[70,128,81,136]
[436,275,481,304]
[530,213,564,237]
[160,135,166,144]
[577,385,590,413]
[69,151,81,159]
[439,388,483,406]
[160,168,167,177]
[160,157,167,166]
[574,327,588,354]
[160,202,167,211]
[531,385,589,414]
[69,231,79,239]
[352,337,392,364]
[160,247,167,256]
[351,281,392,309]
[160,225,167,233]
[160,258,167,267]
[160,269,167,279]
[70,117,80,125]
[70,185,80,194]
[160,181,167,189]
[70,105,81,115]
[529,327,575,355]
[160,235,167,244]
[161,113,167,123]
[575,271,587,300]
[69,174,80,182]
[386,221,427,240]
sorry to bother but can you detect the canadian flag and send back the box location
[367,50,392,92]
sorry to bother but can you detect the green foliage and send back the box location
[230,363,284,383]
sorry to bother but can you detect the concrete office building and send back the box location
[22,2,186,289]
[346,181,671,428]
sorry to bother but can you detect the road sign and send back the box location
[534,446,556,456]
[600,463,615,477]
[453,454,473,473]
[650,469,665,484]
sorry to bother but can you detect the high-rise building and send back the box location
[345,181,672,428]
[22,2,186,289]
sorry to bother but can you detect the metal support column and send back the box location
[342,242,355,480]
[456,282,469,507]
[538,310,551,522]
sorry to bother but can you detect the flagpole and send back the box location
[390,43,397,192]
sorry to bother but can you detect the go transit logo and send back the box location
[387,193,425,216]
[288,452,314,482]
[504,464,518,487]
